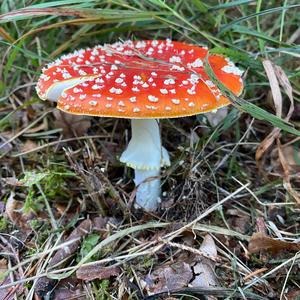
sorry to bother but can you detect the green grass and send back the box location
[0,0,299,299]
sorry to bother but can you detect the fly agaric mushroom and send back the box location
[36,40,243,211]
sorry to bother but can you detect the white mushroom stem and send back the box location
[120,119,170,211]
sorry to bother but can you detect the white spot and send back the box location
[171,99,180,104]
[221,65,243,76]
[136,41,146,48]
[106,97,113,100]
[164,78,175,85]
[109,87,123,94]
[79,94,87,100]
[146,105,157,110]
[182,80,189,85]
[132,87,140,92]
[169,89,176,94]
[190,58,203,68]
[142,82,149,88]
[115,78,124,84]
[170,65,185,71]
[205,80,215,87]
[169,56,181,63]
[160,89,168,95]
[89,100,97,106]
[73,87,83,93]
[91,48,99,56]
[118,101,125,107]
[188,102,195,107]
[165,106,172,111]
[133,107,140,113]
[105,103,112,108]
[79,69,87,76]
[187,88,196,95]
[111,64,118,70]
[120,73,126,78]
[95,78,104,83]
[148,95,158,102]
[151,72,158,76]
[129,97,137,102]
[64,105,70,110]
[189,74,200,84]
[62,72,72,79]
[133,75,142,80]
[92,84,103,90]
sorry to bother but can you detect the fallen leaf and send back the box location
[76,265,120,281]
[190,235,219,297]
[256,60,298,203]
[227,209,250,234]
[51,277,86,300]
[53,110,91,138]
[285,289,300,300]
[271,143,300,174]
[20,140,38,153]
[276,139,300,204]
[0,258,7,279]
[248,232,300,254]
[0,259,23,300]
[5,192,35,232]
[144,261,193,295]
[263,60,282,118]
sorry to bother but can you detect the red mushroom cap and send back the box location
[36,40,244,118]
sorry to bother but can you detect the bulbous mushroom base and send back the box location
[134,169,161,211]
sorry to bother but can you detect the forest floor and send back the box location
[0,1,299,299]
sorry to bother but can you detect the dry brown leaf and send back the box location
[190,235,218,297]
[256,61,294,162]
[256,60,299,203]
[248,232,300,254]
[0,259,23,300]
[50,277,86,300]
[76,265,120,281]
[144,261,193,295]
[263,60,282,118]
[256,60,284,165]
[53,110,91,138]
[20,140,38,153]
[271,143,300,174]
[0,259,7,278]
[276,139,300,204]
